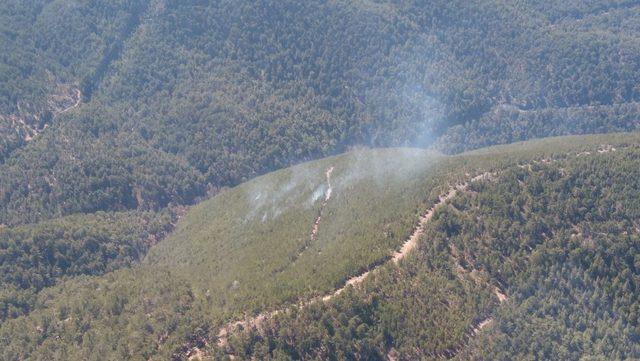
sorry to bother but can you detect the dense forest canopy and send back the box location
[0,210,176,321]
[217,139,640,360]
[1,0,640,359]
[0,133,638,360]
[1,0,640,226]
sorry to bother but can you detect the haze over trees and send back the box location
[2,0,640,226]
[223,140,640,360]
[1,0,639,360]
[0,133,639,360]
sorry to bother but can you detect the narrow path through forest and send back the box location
[187,145,622,360]
[56,88,82,115]
[207,171,495,358]
[18,87,82,142]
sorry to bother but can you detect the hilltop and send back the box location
[3,1,640,359]
[1,132,639,360]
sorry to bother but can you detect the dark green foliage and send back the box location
[220,242,494,360]
[435,103,640,153]
[458,148,640,359]
[222,139,640,360]
[0,267,208,361]
[0,113,205,225]
[0,0,149,161]
[0,0,149,114]
[0,210,175,321]
[0,129,638,359]
[3,0,640,227]
[1,0,640,358]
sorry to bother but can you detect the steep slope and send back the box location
[0,132,638,360]
[0,0,149,161]
[146,148,447,316]
[215,135,640,360]
[3,0,640,227]
[0,209,178,321]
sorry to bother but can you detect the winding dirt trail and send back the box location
[207,171,496,358]
[56,88,82,115]
[213,167,336,355]
[436,145,624,359]
[12,87,82,143]
[468,285,508,335]
[181,145,626,360]
[391,172,492,265]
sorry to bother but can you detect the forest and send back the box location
[0,133,638,360]
[219,140,640,360]
[1,0,640,227]
[1,0,640,359]
[0,209,177,321]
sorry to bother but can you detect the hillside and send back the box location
[2,1,640,360]
[0,0,147,160]
[0,209,179,322]
[2,0,640,227]
[0,132,638,360]
[219,135,640,360]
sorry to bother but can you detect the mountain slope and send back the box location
[147,148,446,316]
[216,135,640,360]
[0,209,177,322]
[0,0,148,160]
[2,0,640,228]
[0,132,638,360]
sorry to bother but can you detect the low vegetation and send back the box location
[0,133,638,360]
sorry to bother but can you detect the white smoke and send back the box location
[244,161,328,223]
[243,147,441,224]
[308,185,327,206]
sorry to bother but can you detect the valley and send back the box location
[2,1,640,359]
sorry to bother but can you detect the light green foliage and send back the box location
[1,133,639,360]
[148,149,445,316]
